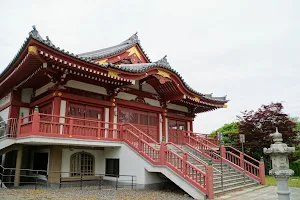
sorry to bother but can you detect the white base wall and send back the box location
[61,148,105,177]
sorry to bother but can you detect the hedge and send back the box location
[290,161,300,176]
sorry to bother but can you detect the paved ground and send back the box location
[215,186,300,200]
[0,187,192,200]
[0,186,299,199]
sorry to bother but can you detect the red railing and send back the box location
[185,134,265,184]
[184,135,221,162]
[122,127,160,164]
[186,131,218,146]
[223,146,265,184]
[163,142,213,198]
[19,112,122,141]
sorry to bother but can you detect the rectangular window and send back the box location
[105,159,119,177]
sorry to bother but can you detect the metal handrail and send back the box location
[0,118,18,140]
[0,164,137,190]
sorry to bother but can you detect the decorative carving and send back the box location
[150,94,162,101]
[108,70,120,78]
[107,87,131,97]
[160,100,170,108]
[28,46,38,55]
[155,55,170,67]
[127,46,142,60]
[152,74,171,85]
[97,59,108,64]
[132,96,149,105]
[122,32,139,44]
[45,36,53,46]
[29,25,43,41]
[157,70,171,79]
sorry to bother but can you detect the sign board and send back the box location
[239,134,245,143]
[217,132,223,141]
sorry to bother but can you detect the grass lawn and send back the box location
[265,175,300,188]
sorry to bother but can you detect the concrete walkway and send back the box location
[215,186,300,200]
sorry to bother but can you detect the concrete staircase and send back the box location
[167,144,259,195]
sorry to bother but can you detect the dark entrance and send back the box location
[33,152,48,175]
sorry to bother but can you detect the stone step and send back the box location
[214,179,254,191]
[213,173,244,181]
[213,177,251,187]
[214,182,258,194]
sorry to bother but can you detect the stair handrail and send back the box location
[186,141,221,162]
[186,134,264,183]
[166,142,208,170]
[185,135,221,161]
[224,146,260,164]
[123,123,159,145]
[185,134,219,149]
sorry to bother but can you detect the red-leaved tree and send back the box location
[233,102,297,160]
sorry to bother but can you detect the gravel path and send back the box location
[0,187,193,200]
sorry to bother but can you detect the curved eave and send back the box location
[0,29,227,106]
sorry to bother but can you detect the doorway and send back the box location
[33,152,48,175]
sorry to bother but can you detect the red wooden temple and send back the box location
[0,26,264,199]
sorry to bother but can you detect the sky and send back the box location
[0,0,299,133]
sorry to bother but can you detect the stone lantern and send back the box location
[263,128,295,200]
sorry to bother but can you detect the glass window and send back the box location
[70,152,94,176]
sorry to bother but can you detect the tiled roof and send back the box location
[116,56,227,103]
[0,26,228,103]
[78,32,151,61]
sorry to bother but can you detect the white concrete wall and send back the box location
[103,144,166,185]
[165,118,168,142]
[159,114,162,142]
[0,107,9,121]
[116,92,136,101]
[59,100,67,134]
[144,98,160,107]
[128,81,158,94]
[0,93,11,108]
[61,148,105,177]
[167,103,188,112]
[35,82,55,97]
[21,88,33,103]
[65,80,107,95]
[19,107,30,122]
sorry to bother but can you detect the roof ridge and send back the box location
[154,55,170,67]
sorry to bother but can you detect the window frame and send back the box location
[70,152,95,177]
[105,158,120,177]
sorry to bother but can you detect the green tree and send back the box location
[210,122,239,145]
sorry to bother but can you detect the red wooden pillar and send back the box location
[221,145,226,159]
[109,98,116,134]
[259,158,266,184]
[53,96,61,117]
[206,162,214,199]
[159,142,167,165]
[9,90,22,119]
[32,106,40,134]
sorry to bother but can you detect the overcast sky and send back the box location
[0,1,299,133]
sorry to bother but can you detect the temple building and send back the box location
[0,26,264,199]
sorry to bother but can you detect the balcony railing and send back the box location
[18,112,122,141]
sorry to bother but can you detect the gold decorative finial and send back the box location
[28,46,38,55]
[223,103,228,108]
